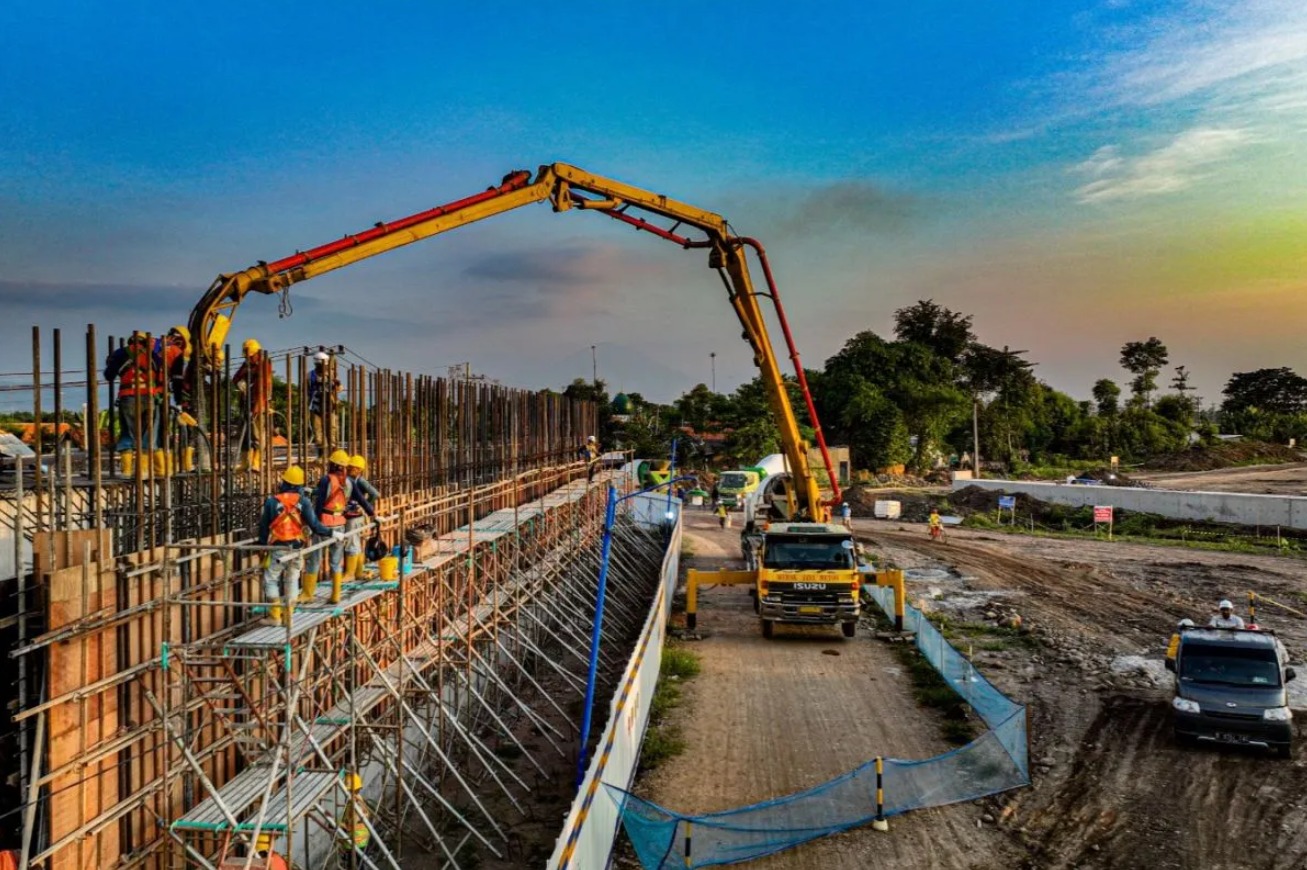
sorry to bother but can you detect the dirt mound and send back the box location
[844,485,945,522]
[1143,440,1303,472]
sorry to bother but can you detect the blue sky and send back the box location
[1,1,1304,407]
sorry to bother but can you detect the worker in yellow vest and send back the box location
[336,772,371,855]
[343,455,380,580]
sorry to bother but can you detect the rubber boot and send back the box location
[120,451,135,477]
[248,449,261,472]
[268,603,284,626]
[298,573,318,602]
[181,447,196,472]
[330,571,344,604]
[344,553,362,581]
[152,450,168,476]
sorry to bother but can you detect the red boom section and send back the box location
[262,170,535,275]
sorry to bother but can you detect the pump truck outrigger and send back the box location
[183,162,901,639]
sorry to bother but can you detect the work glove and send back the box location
[261,554,272,570]
[331,531,346,543]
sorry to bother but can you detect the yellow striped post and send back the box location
[872,757,889,831]
[684,820,693,866]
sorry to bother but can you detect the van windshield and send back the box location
[720,472,751,490]
[1180,645,1280,687]
[762,535,853,570]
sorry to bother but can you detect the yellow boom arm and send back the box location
[187,163,837,518]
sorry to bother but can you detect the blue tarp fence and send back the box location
[609,583,1030,868]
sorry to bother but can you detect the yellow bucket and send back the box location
[378,556,399,581]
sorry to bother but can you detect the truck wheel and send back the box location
[842,621,857,639]
[762,620,774,639]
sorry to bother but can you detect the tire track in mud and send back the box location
[860,528,1184,647]
[856,525,1307,869]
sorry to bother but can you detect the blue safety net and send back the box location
[609,584,1029,868]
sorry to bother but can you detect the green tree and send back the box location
[840,381,911,470]
[1092,379,1121,417]
[1120,337,1169,406]
[893,299,975,362]
[1222,368,1307,414]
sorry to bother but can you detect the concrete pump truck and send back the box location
[184,162,872,639]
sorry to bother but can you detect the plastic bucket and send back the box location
[378,556,399,581]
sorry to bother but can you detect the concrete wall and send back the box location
[547,495,681,870]
[954,479,1307,529]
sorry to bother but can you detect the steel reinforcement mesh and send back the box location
[609,583,1030,868]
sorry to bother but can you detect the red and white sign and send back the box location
[1093,506,1113,523]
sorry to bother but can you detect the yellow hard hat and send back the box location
[254,833,275,852]
[243,338,261,356]
[282,465,306,486]
[328,449,351,467]
[348,454,366,471]
[168,325,192,355]
[344,772,363,792]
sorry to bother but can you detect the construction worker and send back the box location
[1167,618,1196,662]
[104,331,165,476]
[578,434,600,482]
[343,455,380,580]
[307,351,340,456]
[1209,599,1246,629]
[840,501,852,529]
[715,502,729,529]
[217,834,288,870]
[336,772,371,855]
[305,449,354,603]
[257,466,341,625]
[233,339,273,472]
[928,508,943,540]
[164,325,198,472]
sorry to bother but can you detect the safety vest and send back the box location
[268,493,306,544]
[319,473,349,527]
[118,346,164,398]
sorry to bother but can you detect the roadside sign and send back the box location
[997,496,1016,509]
[1093,505,1114,540]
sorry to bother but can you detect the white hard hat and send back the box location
[587,435,596,442]
[1178,618,1194,628]
[842,502,848,507]
[1218,599,1233,610]
[314,351,329,362]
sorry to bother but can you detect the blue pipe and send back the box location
[577,483,618,785]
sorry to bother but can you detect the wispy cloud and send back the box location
[1072,126,1253,202]
[1093,0,1307,111]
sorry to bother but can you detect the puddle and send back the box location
[1110,655,1171,686]
[905,567,955,582]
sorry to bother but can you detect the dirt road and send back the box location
[1136,462,1307,495]
[629,512,1022,869]
[858,522,1307,870]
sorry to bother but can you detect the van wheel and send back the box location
[1173,730,1196,748]
[842,621,857,639]
[762,620,774,639]
[1275,743,1292,759]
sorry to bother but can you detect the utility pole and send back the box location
[710,352,716,392]
[972,395,981,480]
[591,345,597,386]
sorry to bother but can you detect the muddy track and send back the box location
[859,527,1187,647]
[853,522,1307,869]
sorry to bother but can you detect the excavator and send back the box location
[185,162,888,638]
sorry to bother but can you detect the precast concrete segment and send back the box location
[954,479,1307,529]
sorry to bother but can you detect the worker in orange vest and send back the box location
[305,450,354,604]
[103,331,165,477]
[257,465,342,625]
[233,338,274,472]
[217,834,288,870]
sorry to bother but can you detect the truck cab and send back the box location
[1167,627,1296,758]
[755,523,860,639]
[718,469,761,508]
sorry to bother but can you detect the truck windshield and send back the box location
[1180,645,1280,687]
[762,536,853,570]
[720,472,750,489]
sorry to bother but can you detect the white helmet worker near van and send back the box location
[1209,599,1246,629]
